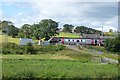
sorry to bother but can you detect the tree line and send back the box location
[0,19,102,40]
[62,24,102,34]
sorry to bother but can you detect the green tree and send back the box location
[109,29,113,32]
[18,24,32,38]
[74,26,101,34]
[32,19,59,40]
[0,20,13,33]
[0,20,19,37]
[8,25,19,37]
[63,24,74,33]
[105,35,120,52]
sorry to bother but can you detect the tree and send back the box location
[109,29,113,32]
[74,26,101,34]
[8,25,19,37]
[63,24,74,33]
[105,35,120,52]
[18,24,32,38]
[0,20,13,34]
[32,19,59,40]
[0,20,19,37]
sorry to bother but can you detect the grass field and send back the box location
[56,32,80,38]
[0,34,19,44]
[2,55,118,79]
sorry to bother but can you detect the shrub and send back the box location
[23,42,35,54]
[105,35,120,53]
[2,42,66,54]
[55,45,66,51]
[35,45,66,54]
[2,42,20,49]
[2,42,22,54]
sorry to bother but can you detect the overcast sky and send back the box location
[0,0,119,32]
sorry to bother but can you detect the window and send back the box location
[77,40,79,42]
[83,39,86,42]
[65,39,68,41]
[102,40,105,42]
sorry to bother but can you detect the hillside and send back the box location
[56,32,80,38]
[0,34,19,44]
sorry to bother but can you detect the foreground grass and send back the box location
[2,53,119,79]
[2,58,118,79]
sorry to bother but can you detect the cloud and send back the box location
[0,0,119,2]
[30,2,117,19]
[1,2,118,32]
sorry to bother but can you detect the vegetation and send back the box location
[56,32,80,38]
[0,19,59,40]
[74,26,102,34]
[0,21,19,38]
[17,24,32,38]
[31,19,59,40]
[62,24,74,33]
[1,20,103,40]
[104,32,117,36]
[2,42,66,55]
[104,35,120,52]
[1,36,119,79]
[0,20,119,79]
[0,35,19,45]
[2,58,118,79]
[86,46,118,60]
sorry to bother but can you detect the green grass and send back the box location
[2,49,93,63]
[104,32,114,36]
[0,34,19,45]
[2,58,118,79]
[56,32,80,38]
[86,46,119,60]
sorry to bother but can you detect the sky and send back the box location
[0,0,119,32]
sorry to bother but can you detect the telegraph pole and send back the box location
[101,19,103,38]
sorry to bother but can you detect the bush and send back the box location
[34,45,66,54]
[2,42,66,54]
[105,35,120,53]
[23,42,35,54]
[2,42,20,49]
[2,42,22,54]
